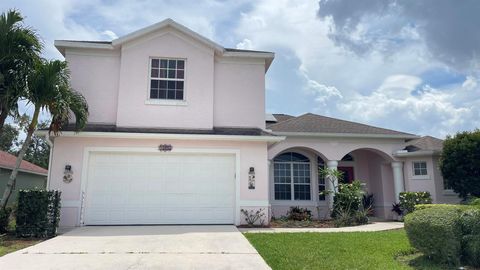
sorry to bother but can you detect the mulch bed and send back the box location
[237,219,335,228]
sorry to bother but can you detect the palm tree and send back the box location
[0,60,88,209]
[0,9,42,134]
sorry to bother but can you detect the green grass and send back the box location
[244,229,456,270]
[0,236,41,257]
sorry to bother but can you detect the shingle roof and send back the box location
[53,124,276,137]
[0,151,48,175]
[267,113,416,137]
[405,136,444,151]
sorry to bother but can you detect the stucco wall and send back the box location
[49,136,269,227]
[66,49,120,124]
[64,27,268,130]
[0,169,47,205]
[116,29,215,129]
[213,59,266,129]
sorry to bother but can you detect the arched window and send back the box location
[341,154,354,161]
[273,152,311,200]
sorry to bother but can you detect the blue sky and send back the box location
[2,0,479,138]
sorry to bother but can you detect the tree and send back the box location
[0,9,42,133]
[0,60,88,209]
[439,129,480,199]
[0,123,18,152]
[23,121,50,169]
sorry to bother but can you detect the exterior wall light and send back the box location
[63,164,73,183]
[248,167,255,189]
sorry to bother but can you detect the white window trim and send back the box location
[146,57,187,105]
[273,160,312,201]
[412,161,429,180]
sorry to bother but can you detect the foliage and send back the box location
[332,208,354,227]
[0,116,50,168]
[439,129,480,199]
[287,206,312,221]
[15,189,61,238]
[0,207,12,233]
[1,59,88,209]
[244,230,414,270]
[404,204,480,267]
[391,203,403,216]
[240,208,265,227]
[0,124,18,152]
[404,205,463,265]
[332,180,363,217]
[468,197,480,206]
[398,191,432,215]
[362,193,374,216]
[0,9,42,130]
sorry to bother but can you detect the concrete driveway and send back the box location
[0,225,271,270]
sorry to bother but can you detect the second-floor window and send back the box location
[150,58,185,100]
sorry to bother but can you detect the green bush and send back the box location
[287,206,312,221]
[332,180,363,218]
[0,207,12,233]
[16,189,61,238]
[405,204,480,267]
[399,191,432,214]
[404,205,463,265]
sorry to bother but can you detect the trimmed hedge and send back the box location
[16,189,61,238]
[404,204,480,267]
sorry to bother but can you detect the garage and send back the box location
[83,151,236,225]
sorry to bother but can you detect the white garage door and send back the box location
[84,152,236,225]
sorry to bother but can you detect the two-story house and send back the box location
[43,19,458,227]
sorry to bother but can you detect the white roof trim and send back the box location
[111,18,224,52]
[35,130,285,143]
[272,131,419,139]
[54,40,114,56]
[0,165,48,177]
[393,150,440,157]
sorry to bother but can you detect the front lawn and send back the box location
[0,235,41,257]
[244,229,454,270]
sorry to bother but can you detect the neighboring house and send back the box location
[0,151,47,204]
[41,19,457,227]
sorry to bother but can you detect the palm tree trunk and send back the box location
[0,109,8,135]
[0,105,40,210]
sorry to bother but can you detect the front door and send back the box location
[338,167,354,184]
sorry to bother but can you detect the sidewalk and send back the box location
[238,222,404,233]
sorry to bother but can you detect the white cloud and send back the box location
[101,30,118,40]
[236,38,253,50]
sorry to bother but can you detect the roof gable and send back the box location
[405,136,444,151]
[111,19,224,52]
[268,113,417,138]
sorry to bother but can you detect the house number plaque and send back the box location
[158,144,173,152]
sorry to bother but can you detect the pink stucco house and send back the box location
[41,19,458,227]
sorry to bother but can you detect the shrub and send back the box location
[439,129,480,199]
[16,189,61,238]
[399,191,432,215]
[0,207,12,233]
[468,197,480,207]
[459,208,480,267]
[333,208,354,227]
[405,204,480,267]
[404,205,463,265]
[332,180,363,218]
[287,206,312,221]
[240,208,265,227]
[362,193,375,216]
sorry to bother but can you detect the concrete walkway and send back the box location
[238,221,404,233]
[0,225,270,270]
